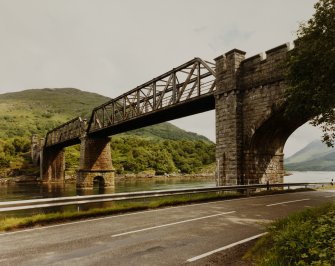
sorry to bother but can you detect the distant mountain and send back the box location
[285,140,335,171]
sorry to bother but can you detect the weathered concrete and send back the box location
[77,136,114,189]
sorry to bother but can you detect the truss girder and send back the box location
[87,57,216,134]
[44,57,216,147]
[45,117,86,148]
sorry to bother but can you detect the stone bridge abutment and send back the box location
[215,43,307,186]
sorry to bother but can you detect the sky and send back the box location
[0,0,323,157]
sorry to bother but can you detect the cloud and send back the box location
[0,0,320,155]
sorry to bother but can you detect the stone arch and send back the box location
[244,106,309,184]
[93,176,105,187]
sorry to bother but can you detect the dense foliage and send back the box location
[0,88,109,138]
[65,136,215,175]
[0,88,215,176]
[286,0,335,147]
[0,137,33,175]
[251,203,335,265]
[111,136,215,174]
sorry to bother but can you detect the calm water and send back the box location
[0,177,216,202]
[0,172,333,218]
[0,171,334,202]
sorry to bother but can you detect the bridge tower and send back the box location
[77,136,114,189]
[215,44,298,186]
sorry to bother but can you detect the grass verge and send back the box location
[0,188,314,232]
[245,202,335,265]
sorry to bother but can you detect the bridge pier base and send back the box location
[77,136,114,189]
[41,147,65,182]
[244,152,284,184]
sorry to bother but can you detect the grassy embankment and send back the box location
[247,202,335,265]
[0,188,313,232]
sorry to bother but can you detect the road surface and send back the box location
[0,190,334,265]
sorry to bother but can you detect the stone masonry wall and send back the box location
[77,136,114,188]
[215,43,293,185]
[41,147,65,182]
[215,49,245,185]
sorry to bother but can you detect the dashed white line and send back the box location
[186,232,267,262]
[266,198,310,207]
[111,211,236,237]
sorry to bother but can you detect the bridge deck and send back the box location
[45,57,216,148]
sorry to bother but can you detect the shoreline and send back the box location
[0,173,215,185]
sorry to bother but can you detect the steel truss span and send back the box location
[45,57,216,147]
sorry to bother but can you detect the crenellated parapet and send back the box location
[239,43,292,89]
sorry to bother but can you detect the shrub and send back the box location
[251,203,335,265]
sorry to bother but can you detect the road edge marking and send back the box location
[111,211,236,237]
[0,191,316,237]
[266,198,310,207]
[186,232,267,263]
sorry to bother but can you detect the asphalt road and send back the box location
[0,190,334,266]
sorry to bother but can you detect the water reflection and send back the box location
[0,176,215,218]
[0,177,215,202]
[1,171,332,218]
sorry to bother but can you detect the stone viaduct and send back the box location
[32,43,307,189]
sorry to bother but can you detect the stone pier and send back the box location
[77,136,114,189]
[41,147,65,182]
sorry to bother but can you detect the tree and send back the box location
[286,0,335,146]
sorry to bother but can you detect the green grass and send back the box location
[0,188,313,232]
[0,192,237,232]
[246,202,335,265]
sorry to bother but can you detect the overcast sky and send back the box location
[0,0,324,157]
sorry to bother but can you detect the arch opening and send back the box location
[93,176,105,187]
[283,122,335,183]
[244,107,309,185]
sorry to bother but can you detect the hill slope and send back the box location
[0,88,214,176]
[0,88,110,138]
[285,140,335,171]
[0,88,211,142]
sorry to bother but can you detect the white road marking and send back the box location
[111,211,236,237]
[0,191,316,237]
[186,232,267,262]
[325,195,335,198]
[266,198,310,207]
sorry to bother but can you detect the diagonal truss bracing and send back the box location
[45,117,86,148]
[44,57,216,148]
[87,57,216,134]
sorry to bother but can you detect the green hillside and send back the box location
[285,140,335,171]
[0,88,110,138]
[0,88,215,176]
